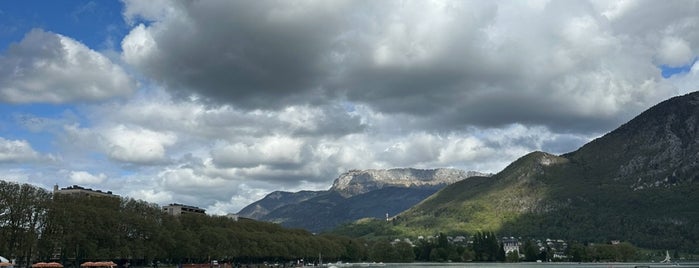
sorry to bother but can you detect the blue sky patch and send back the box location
[0,0,127,51]
[660,57,697,78]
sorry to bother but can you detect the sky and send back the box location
[1,0,698,215]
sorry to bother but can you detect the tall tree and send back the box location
[522,239,539,262]
[0,182,52,265]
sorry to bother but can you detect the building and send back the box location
[163,203,206,216]
[502,237,521,255]
[53,184,117,198]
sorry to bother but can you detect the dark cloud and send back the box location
[123,1,347,109]
[121,1,699,134]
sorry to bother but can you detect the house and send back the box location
[502,237,520,254]
[162,203,206,216]
[53,184,117,198]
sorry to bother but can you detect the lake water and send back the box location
[327,263,699,268]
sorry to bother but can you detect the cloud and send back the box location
[668,60,699,93]
[0,29,136,103]
[69,170,107,184]
[121,0,346,109]
[59,122,177,166]
[85,90,365,142]
[102,125,177,165]
[13,110,81,133]
[211,136,305,168]
[7,1,697,215]
[120,1,698,133]
[0,137,39,163]
[658,37,694,67]
[657,36,694,67]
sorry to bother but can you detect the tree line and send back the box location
[0,181,370,267]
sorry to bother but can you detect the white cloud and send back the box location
[0,29,136,103]
[593,0,639,21]
[126,188,173,205]
[668,61,699,93]
[69,170,107,184]
[159,166,227,192]
[657,36,694,67]
[103,125,177,164]
[122,0,179,25]
[0,137,39,163]
[0,169,32,184]
[121,24,157,67]
[211,136,304,168]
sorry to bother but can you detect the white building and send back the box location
[162,203,206,216]
[502,237,520,254]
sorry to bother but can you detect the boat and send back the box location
[0,257,12,268]
[0,256,11,267]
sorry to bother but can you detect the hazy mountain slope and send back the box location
[237,190,325,219]
[340,92,699,251]
[263,186,442,232]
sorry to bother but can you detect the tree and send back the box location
[538,246,549,262]
[616,242,637,262]
[369,240,396,262]
[414,239,433,261]
[394,241,415,262]
[522,239,539,262]
[0,182,52,265]
[2,179,369,265]
[497,242,506,262]
[472,231,499,261]
[566,242,587,262]
[506,250,520,262]
[342,239,364,262]
[461,248,475,262]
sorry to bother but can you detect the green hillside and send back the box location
[333,92,699,252]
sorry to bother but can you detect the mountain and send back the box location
[237,190,325,219]
[237,168,488,232]
[336,92,699,251]
[330,168,487,197]
[261,186,443,232]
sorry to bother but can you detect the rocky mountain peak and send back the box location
[330,168,489,197]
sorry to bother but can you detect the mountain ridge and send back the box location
[237,167,488,232]
[237,190,325,219]
[329,168,489,197]
[334,92,699,251]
